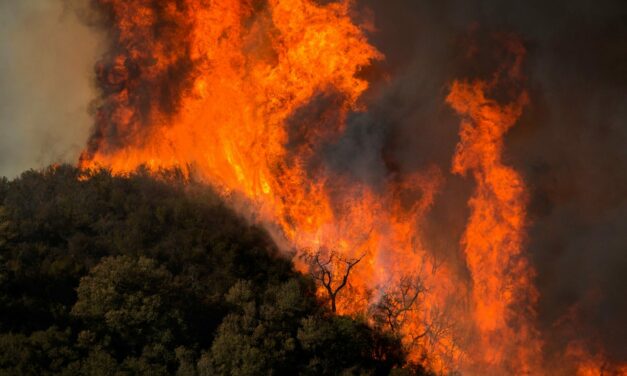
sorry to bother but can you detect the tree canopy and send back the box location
[0,166,431,375]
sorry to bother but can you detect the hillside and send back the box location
[0,165,431,375]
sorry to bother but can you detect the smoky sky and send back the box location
[292,0,627,364]
[0,0,101,178]
[340,0,627,365]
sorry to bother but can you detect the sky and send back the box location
[0,0,100,178]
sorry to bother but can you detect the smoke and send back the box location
[0,0,101,178]
[513,14,627,362]
[305,0,627,367]
[346,0,627,366]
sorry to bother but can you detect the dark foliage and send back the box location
[0,165,423,375]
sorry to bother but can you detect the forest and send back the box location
[0,166,431,375]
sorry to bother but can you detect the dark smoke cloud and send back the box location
[292,7,627,359]
[511,12,627,362]
[329,0,627,365]
[0,0,102,178]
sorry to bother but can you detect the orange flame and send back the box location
[78,1,624,374]
[80,0,458,369]
[446,39,543,374]
[565,341,627,376]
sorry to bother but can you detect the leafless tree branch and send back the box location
[306,250,365,313]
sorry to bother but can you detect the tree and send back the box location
[305,250,364,313]
[0,327,78,375]
[371,272,457,374]
[200,279,312,375]
[297,314,405,375]
[71,255,185,366]
[372,276,426,335]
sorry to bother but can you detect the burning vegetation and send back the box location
[74,0,627,374]
[1,0,626,375]
[0,167,420,374]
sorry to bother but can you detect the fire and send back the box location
[80,0,456,367]
[446,40,543,374]
[566,341,627,376]
[77,0,624,374]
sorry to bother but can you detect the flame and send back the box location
[565,341,627,376]
[446,40,543,374]
[80,0,458,368]
[78,1,625,374]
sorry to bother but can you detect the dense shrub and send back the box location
[0,166,424,375]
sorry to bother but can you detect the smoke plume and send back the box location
[357,0,627,367]
[0,0,101,178]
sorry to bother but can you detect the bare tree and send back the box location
[370,249,460,362]
[372,275,426,334]
[305,250,364,313]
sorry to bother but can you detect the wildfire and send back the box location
[446,39,542,374]
[77,0,624,374]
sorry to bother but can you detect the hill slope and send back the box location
[0,166,429,375]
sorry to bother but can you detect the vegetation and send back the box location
[0,165,430,375]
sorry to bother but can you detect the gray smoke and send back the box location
[294,2,627,364]
[322,0,627,365]
[0,0,101,178]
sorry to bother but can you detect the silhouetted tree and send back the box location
[305,250,364,313]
